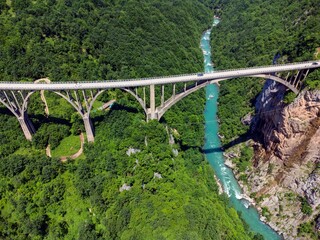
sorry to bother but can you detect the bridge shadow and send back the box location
[0,108,71,128]
[30,114,72,129]
[92,102,140,124]
[202,132,250,154]
[108,103,139,113]
[202,147,224,154]
[222,132,250,150]
[0,107,13,116]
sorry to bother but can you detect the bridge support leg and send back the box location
[18,114,35,141]
[149,84,157,120]
[173,84,176,97]
[161,85,164,107]
[83,115,94,143]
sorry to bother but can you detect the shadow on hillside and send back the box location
[0,108,71,128]
[92,102,140,124]
[202,147,224,154]
[202,132,251,154]
[110,103,139,113]
[0,107,14,116]
[222,132,251,150]
[30,114,72,129]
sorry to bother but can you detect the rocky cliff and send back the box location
[254,81,320,164]
[230,80,320,239]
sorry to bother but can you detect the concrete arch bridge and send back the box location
[0,61,319,142]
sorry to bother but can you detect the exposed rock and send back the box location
[224,151,239,159]
[241,112,253,126]
[126,147,141,156]
[315,215,320,231]
[214,174,224,195]
[224,158,234,169]
[172,148,178,157]
[154,172,162,179]
[119,183,132,192]
[235,82,320,239]
[301,172,320,207]
[169,134,175,145]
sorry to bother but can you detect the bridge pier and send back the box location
[18,114,35,141]
[149,84,157,120]
[0,90,36,141]
[54,89,105,143]
[0,61,316,143]
[83,114,94,143]
[161,85,165,107]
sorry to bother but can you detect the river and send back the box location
[201,18,281,240]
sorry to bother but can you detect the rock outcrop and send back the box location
[236,80,320,239]
[254,81,320,161]
[299,171,320,207]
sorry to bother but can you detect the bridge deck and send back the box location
[0,61,319,90]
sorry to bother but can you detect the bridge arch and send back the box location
[250,74,299,94]
[157,81,210,120]
[0,61,318,141]
[121,88,148,114]
[154,73,304,121]
[212,74,299,94]
[53,89,106,142]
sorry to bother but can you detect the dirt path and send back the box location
[45,133,84,161]
[34,78,51,116]
[60,133,85,162]
[40,90,49,116]
[46,144,52,157]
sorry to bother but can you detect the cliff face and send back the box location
[254,82,320,163]
[245,81,320,238]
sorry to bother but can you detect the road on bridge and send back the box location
[0,61,319,90]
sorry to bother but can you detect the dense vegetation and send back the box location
[211,0,320,144]
[0,0,211,81]
[0,0,255,239]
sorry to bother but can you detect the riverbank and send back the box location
[202,19,281,239]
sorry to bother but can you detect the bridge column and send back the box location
[161,85,165,107]
[0,90,35,141]
[54,89,105,143]
[83,114,94,143]
[149,84,157,120]
[143,87,146,107]
[18,114,35,141]
[173,84,176,97]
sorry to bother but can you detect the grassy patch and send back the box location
[51,135,81,158]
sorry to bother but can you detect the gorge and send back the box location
[0,0,319,239]
[202,19,280,239]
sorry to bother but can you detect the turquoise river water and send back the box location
[201,19,281,239]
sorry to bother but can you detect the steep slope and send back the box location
[248,84,320,239]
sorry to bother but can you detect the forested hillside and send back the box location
[0,0,255,239]
[211,0,320,143]
[0,0,210,81]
